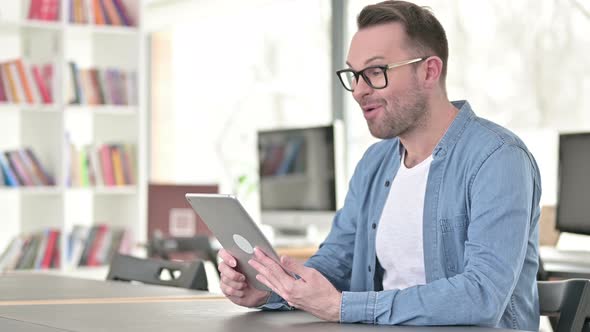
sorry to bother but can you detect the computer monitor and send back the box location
[556,133,590,235]
[257,123,346,239]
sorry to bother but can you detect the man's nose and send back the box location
[352,75,373,101]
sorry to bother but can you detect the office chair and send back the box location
[538,279,590,332]
[106,253,208,291]
[148,232,220,278]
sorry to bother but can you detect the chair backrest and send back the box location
[106,254,208,291]
[538,279,590,332]
[149,234,219,278]
[150,233,214,259]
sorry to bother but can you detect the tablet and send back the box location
[185,193,281,291]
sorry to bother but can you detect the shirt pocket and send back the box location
[439,215,469,274]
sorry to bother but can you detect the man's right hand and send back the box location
[217,249,270,307]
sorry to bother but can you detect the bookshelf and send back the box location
[0,0,147,272]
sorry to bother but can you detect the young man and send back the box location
[218,1,541,330]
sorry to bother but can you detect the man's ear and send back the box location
[422,56,443,89]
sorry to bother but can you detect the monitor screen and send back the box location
[556,133,590,235]
[258,125,337,212]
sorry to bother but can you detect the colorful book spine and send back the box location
[41,230,59,269]
[0,153,20,186]
[111,146,125,186]
[31,65,52,104]
[0,68,7,102]
[100,145,115,186]
[102,0,123,26]
[2,63,19,103]
[14,59,35,104]
[17,149,42,186]
[25,148,55,185]
[112,0,133,26]
[6,152,33,186]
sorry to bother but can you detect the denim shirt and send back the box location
[265,100,541,331]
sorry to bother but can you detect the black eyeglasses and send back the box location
[336,57,427,92]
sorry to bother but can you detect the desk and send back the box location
[0,298,525,332]
[0,317,69,331]
[540,246,590,279]
[0,273,220,304]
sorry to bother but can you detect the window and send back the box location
[150,0,332,215]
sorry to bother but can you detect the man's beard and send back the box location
[368,87,429,139]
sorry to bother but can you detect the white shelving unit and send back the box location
[0,0,147,272]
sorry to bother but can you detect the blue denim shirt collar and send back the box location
[433,100,475,159]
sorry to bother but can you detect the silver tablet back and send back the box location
[185,193,278,291]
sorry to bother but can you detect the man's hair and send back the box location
[357,1,448,84]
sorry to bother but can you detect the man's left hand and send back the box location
[248,247,342,322]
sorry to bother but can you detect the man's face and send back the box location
[347,23,428,139]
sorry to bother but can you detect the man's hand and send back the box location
[218,249,270,307]
[248,247,342,322]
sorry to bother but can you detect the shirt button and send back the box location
[368,265,372,272]
[385,180,390,187]
[372,223,376,229]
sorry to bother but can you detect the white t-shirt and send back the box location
[376,151,433,290]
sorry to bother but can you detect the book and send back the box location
[79,147,89,186]
[23,60,43,104]
[86,224,108,266]
[17,149,43,186]
[119,145,134,185]
[112,0,133,26]
[0,237,23,271]
[31,65,52,104]
[41,229,59,269]
[0,67,7,102]
[100,144,115,186]
[68,62,83,104]
[48,0,61,21]
[68,225,89,267]
[0,152,19,186]
[111,145,125,185]
[14,59,35,104]
[5,151,31,186]
[42,63,54,102]
[28,0,42,19]
[98,0,112,25]
[0,159,5,186]
[33,230,49,269]
[88,146,104,186]
[102,0,123,26]
[40,0,60,21]
[93,0,106,24]
[8,62,26,103]
[2,63,19,103]
[89,69,105,104]
[25,148,55,185]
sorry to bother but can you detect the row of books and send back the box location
[69,0,134,26]
[28,0,60,21]
[0,224,132,271]
[67,140,136,187]
[68,224,132,267]
[0,148,55,187]
[260,137,306,176]
[0,59,54,105]
[68,62,137,106]
[0,229,61,271]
